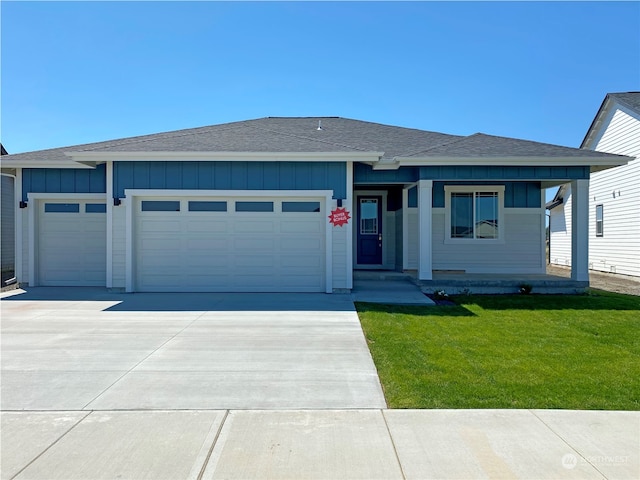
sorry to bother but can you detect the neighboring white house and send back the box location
[1,117,628,292]
[1,144,16,285]
[549,92,640,277]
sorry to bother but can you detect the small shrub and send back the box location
[519,283,533,295]
[434,289,449,300]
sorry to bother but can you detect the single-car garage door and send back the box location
[38,200,107,286]
[135,196,326,292]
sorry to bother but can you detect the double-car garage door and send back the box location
[135,196,326,292]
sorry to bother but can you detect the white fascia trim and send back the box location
[1,161,97,169]
[123,189,334,198]
[27,193,107,201]
[394,156,629,167]
[67,151,384,163]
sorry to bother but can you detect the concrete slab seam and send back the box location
[528,409,609,479]
[190,410,229,480]
[7,410,93,480]
[381,410,407,480]
[200,410,237,480]
[80,311,211,410]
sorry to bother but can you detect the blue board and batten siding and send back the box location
[22,164,107,202]
[353,163,590,184]
[406,182,541,208]
[113,161,347,199]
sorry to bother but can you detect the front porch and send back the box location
[352,172,592,288]
[354,270,588,295]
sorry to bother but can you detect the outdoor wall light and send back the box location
[113,198,121,206]
[19,201,27,208]
[337,199,343,207]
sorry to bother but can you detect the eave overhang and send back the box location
[64,151,385,163]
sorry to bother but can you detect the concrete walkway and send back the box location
[351,279,435,305]
[2,409,638,479]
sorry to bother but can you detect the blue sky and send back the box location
[2,1,639,157]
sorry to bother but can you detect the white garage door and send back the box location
[135,196,326,292]
[38,200,107,286]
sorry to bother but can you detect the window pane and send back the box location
[451,193,473,238]
[360,199,378,234]
[188,201,227,212]
[44,203,80,213]
[86,203,107,213]
[235,201,274,212]
[282,201,320,212]
[141,201,180,212]
[596,205,603,236]
[475,192,498,239]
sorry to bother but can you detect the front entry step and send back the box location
[353,270,412,282]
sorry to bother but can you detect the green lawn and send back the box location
[357,290,640,410]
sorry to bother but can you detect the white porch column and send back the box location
[571,179,589,281]
[418,179,433,280]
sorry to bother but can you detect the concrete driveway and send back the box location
[1,287,386,410]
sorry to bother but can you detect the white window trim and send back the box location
[444,185,505,245]
[595,204,603,237]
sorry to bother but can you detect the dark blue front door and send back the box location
[357,196,383,265]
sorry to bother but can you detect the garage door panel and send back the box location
[280,256,324,268]
[233,237,275,251]
[135,196,326,292]
[186,238,229,250]
[233,220,275,233]
[280,237,323,251]
[234,256,275,268]
[186,220,228,233]
[139,237,182,250]
[281,220,323,234]
[184,256,229,268]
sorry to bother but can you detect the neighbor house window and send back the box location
[445,186,504,242]
[595,204,603,237]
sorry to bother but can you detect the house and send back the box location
[548,92,640,277]
[1,143,16,286]
[0,117,629,293]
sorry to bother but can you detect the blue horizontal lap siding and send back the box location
[114,161,347,199]
[22,164,106,202]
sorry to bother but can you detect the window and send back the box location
[446,186,504,242]
[86,203,107,213]
[188,201,227,212]
[596,204,603,237]
[235,201,274,212]
[44,203,80,213]
[141,201,180,212]
[282,201,320,213]
[360,199,378,234]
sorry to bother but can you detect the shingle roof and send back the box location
[0,116,628,166]
[609,92,640,114]
[401,132,620,158]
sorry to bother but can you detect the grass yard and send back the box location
[357,290,640,410]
